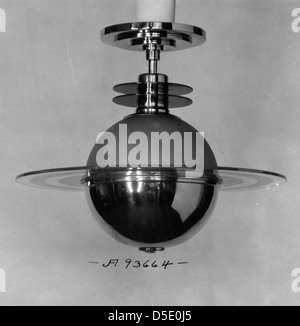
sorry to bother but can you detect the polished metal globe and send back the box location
[14,19,287,255]
[85,113,219,252]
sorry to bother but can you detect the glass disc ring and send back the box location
[16,166,287,192]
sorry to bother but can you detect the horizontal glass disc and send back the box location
[16,166,287,192]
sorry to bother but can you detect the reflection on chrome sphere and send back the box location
[85,114,219,252]
[85,169,218,251]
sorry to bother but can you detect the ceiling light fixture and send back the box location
[16,0,287,254]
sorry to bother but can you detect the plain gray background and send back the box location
[0,0,299,305]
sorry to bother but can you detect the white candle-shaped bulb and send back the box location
[136,0,176,22]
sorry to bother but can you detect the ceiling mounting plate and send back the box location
[100,22,206,52]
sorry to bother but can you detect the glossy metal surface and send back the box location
[113,73,193,111]
[84,112,219,249]
[15,109,287,252]
[113,93,193,109]
[100,22,206,52]
[14,9,288,254]
[15,166,287,192]
[16,107,287,193]
[85,171,219,248]
[113,82,193,96]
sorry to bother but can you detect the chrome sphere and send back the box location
[85,114,219,252]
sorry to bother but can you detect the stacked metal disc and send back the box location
[113,73,193,113]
